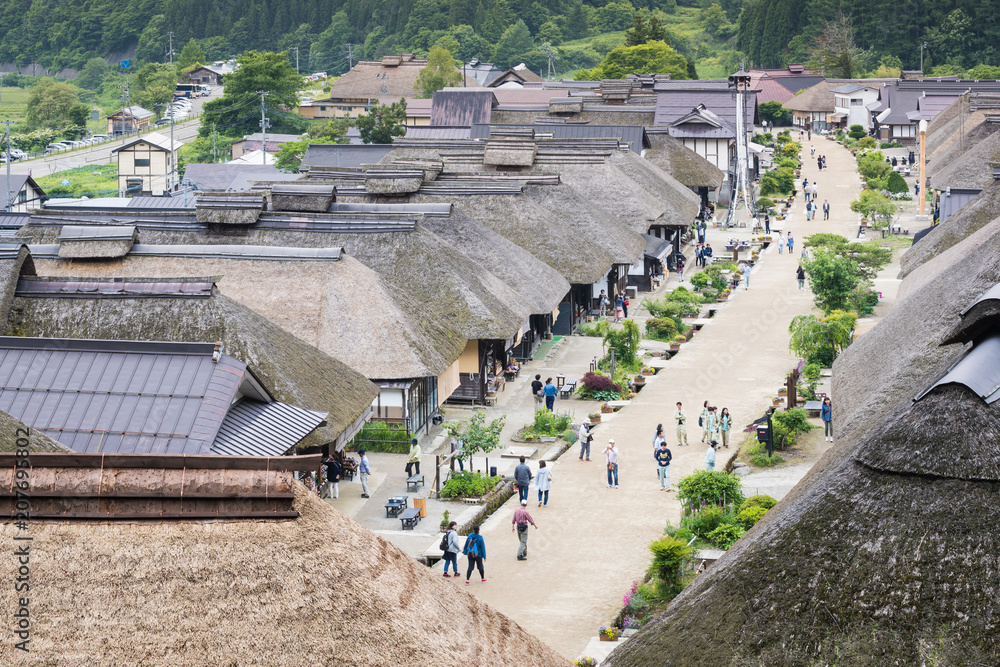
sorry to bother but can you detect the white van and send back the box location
[199,85,211,96]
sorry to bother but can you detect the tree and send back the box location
[850,190,898,230]
[445,411,506,464]
[480,0,513,42]
[77,57,109,91]
[788,310,856,362]
[415,46,462,97]
[273,136,338,172]
[537,21,563,46]
[443,24,492,63]
[579,41,689,80]
[624,12,648,47]
[493,20,535,68]
[758,101,791,125]
[25,78,81,129]
[178,38,206,69]
[356,99,408,144]
[807,12,866,79]
[135,15,168,63]
[594,1,636,32]
[701,4,731,37]
[803,234,891,283]
[201,50,303,137]
[803,251,861,313]
[132,62,178,111]
[310,12,352,73]
[565,2,590,40]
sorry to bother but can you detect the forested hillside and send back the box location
[737,0,1000,71]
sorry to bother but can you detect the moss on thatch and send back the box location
[4,280,379,449]
[0,410,68,452]
[0,484,568,665]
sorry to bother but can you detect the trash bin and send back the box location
[490,466,497,477]
[413,497,426,518]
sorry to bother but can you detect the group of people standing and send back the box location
[597,289,630,323]
[694,243,713,268]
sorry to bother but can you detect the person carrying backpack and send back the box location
[463,525,487,584]
[441,521,461,578]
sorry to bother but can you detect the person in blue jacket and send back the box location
[542,377,558,411]
[821,397,833,442]
[463,525,487,585]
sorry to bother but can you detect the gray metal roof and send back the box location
[58,225,136,242]
[330,202,452,217]
[0,212,30,229]
[182,164,286,192]
[0,243,25,259]
[654,90,757,129]
[0,337,242,454]
[16,278,214,299]
[919,334,1000,404]
[404,126,473,139]
[211,399,327,456]
[642,234,672,260]
[300,144,395,170]
[469,123,650,153]
[430,89,498,126]
[961,282,1000,316]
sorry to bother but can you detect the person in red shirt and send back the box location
[512,499,537,561]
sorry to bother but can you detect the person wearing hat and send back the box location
[604,439,619,488]
[406,438,422,477]
[511,499,537,560]
[358,449,371,498]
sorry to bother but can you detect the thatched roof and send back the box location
[322,55,479,103]
[0,483,567,665]
[928,120,1000,190]
[781,80,842,113]
[606,193,1000,667]
[643,131,724,189]
[900,183,1000,277]
[0,244,34,323]
[0,409,68,452]
[4,276,379,450]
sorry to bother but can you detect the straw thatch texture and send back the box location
[899,184,1000,277]
[927,120,1000,190]
[0,410,68,452]
[0,245,33,327]
[364,169,424,194]
[605,212,1000,666]
[607,150,701,226]
[643,132,724,189]
[924,96,987,163]
[0,484,568,666]
[195,194,266,226]
[781,80,840,113]
[4,279,379,448]
[483,141,537,166]
[271,183,336,213]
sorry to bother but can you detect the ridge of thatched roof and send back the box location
[781,80,842,113]
[642,132,724,189]
[900,183,1000,277]
[0,484,568,665]
[606,196,1000,667]
[321,55,478,103]
[0,244,34,323]
[928,121,1000,190]
[0,410,68,452]
[4,277,379,449]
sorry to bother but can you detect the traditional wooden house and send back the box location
[106,105,154,136]
[111,131,183,196]
[0,453,565,664]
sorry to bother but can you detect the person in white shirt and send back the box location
[705,442,717,471]
[604,439,619,488]
[535,460,553,506]
[578,422,593,461]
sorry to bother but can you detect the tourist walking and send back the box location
[512,499,537,560]
[406,438,422,477]
[536,460,552,506]
[323,457,342,499]
[358,449,371,498]
[777,232,784,254]
[614,294,625,323]
[531,374,544,407]
[822,199,830,220]
[442,521,460,577]
[719,407,732,449]
[821,397,833,441]
[622,294,629,319]
[817,156,822,170]
[695,244,703,268]
[797,265,806,290]
[543,377,557,411]
[764,214,771,234]
[705,406,719,444]
[653,423,665,452]
[704,243,714,265]
[804,186,811,203]
[811,183,818,201]
[705,442,717,471]
[462,525,487,584]
[514,456,533,503]
[598,289,609,317]
[655,440,673,491]
[674,402,688,446]
[604,439,619,488]
[699,400,711,442]
[787,233,794,254]
[742,262,751,290]
[677,257,685,282]
[578,421,593,460]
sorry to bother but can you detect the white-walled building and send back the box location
[831,83,881,131]
[111,132,184,196]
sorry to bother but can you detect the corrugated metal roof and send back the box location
[300,144,395,170]
[16,278,214,299]
[59,225,136,242]
[0,212,30,229]
[0,337,240,454]
[211,399,328,456]
[642,234,672,260]
[404,126,473,139]
[330,202,452,217]
[0,243,25,259]
[430,89,498,126]
[654,90,757,128]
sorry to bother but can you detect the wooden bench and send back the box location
[559,379,577,399]
[406,474,425,492]
[399,507,421,530]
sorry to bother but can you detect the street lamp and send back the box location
[920,42,928,74]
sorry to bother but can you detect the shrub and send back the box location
[848,124,866,140]
[604,319,641,365]
[740,494,778,512]
[648,536,692,594]
[440,471,501,499]
[803,362,821,383]
[855,136,877,149]
[885,170,908,193]
[576,319,610,337]
[772,408,813,449]
[756,197,775,213]
[531,410,571,435]
[746,439,785,467]
[645,317,677,341]
[681,505,726,536]
[578,371,623,399]
[879,141,903,148]
[664,523,694,543]
[677,470,745,508]
[690,272,709,289]
[736,505,769,530]
[706,523,745,549]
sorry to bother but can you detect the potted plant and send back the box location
[670,334,685,350]
[719,288,732,301]
[642,366,655,377]
[440,510,450,532]
[601,402,614,414]
[588,412,601,424]
[574,658,598,667]
[778,386,787,396]
[599,626,620,642]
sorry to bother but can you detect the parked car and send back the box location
[91,135,108,143]
[44,143,65,154]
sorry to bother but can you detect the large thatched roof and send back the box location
[0,409,68,452]
[643,131,725,189]
[927,118,1000,190]
[0,482,567,665]
[4,276,379,449]
[606,181,1000,667]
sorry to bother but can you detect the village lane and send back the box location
[461,135,864,659]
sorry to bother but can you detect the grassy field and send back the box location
[35,163,119,199]
[0,87,30,126]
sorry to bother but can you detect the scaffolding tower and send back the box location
[726,64,756,226]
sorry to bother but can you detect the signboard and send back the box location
[121,60,131,69]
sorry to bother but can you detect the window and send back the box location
[17,191,26,203]
[320,106,327,111]
[134,158,150,167]
[851,98,863,106]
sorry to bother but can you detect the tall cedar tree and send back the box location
[415,46,462,98]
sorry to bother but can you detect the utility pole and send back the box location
[168,31,175,64]
[920,42,927,74]
[291,46,299,73]
[169,113,176,190]
[212,122,217,162]
[258,91,270,166]
[346,43,354,69]
[5,121,11,212]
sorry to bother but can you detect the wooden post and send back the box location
[918,119,928,217]
[434,455,440,496]
[786,368,799,410]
